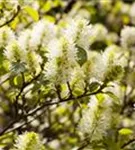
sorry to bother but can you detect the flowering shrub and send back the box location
[0,0,135,150]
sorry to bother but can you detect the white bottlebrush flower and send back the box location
[83,52,107,82]
[10,132,45,150]
[38,20,57,48]
[45,39,61,84]
[104,45,127,67]
[4,40,24,62]
[79,96,99,136]
[90,53,107,81]
[102,46,124,82]
[78,96,112,142]
[91,107,112,141]
[45,59,58,82]
[18,29,31,52]
[77,24,92,50]
[72,64,85,82]
[25,51,42,73]
[0,27,15,48]
[121,26,135,49]
[46,39,61,59]
[63,18,92,50]
[89,24,108,46]
[45,37,77,84]
[29,20,46,51]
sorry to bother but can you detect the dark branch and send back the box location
[0,82,106,136]
[121,138,135,148]
[55,0,77,23]
[0,5,21,28]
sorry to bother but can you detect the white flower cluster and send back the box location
[83,52,107,81]
[3,18,124,85]
[4,20,56,74]
[63,18,92,50]
[89,24,108,46]
[44,18,92,85]
[45,37,77,84]
[0,27,15,48]
[121,26,135,49]
[78,96,112,142]
[10,132,45,150]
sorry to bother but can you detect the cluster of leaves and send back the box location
[0,0,135,150]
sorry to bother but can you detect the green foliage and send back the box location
[76,46,88,66]
[0,0,135,150]
[119,128,133,135]
[24,6,39,21]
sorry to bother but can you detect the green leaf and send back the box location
[10,17,19,30]
[44,15,55,23]
[104,91,120,103]
[96,93,105,103]
[13,75,23,88]
[73,88,84,96]
[76,46,87,66]
[43,1,52,12]
[119,128,133,135]
[89,82,100,93]
[24,6,39,21]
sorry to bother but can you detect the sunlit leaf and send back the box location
[119,128,133,135]
[24,6,39,21]
[89,82,100,93]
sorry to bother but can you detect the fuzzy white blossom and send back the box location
[0,27,15,48]
[46,39,61,59]
[10,132,45,150]
[63,18,92,50]
[104,45,127,67]
[79,96,99,136]
[83,52,107,82]
[79,96,112,142]
[18,29,31,51]
[45,37,77,84]
[29,20,56,51]
[89,24,108,46]
[4,40,24,62]
[29,20,46,50]
[25,51,42,73]
[121,26,135,49]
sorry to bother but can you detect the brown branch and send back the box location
[67,81,73,98]
[0,73,41,136]
[5,107,47,135]
[0,119,18,136]
[14,72,41,116]
[26,83,106,118]
[0,82,106,136]
[121,138,135,148]
[0,5,21,28]
[63,0,77,13]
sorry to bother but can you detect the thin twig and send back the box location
[0,82,106,136]
[0,5,21,28]
[121,138,135,148]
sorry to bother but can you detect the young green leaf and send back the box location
[119,128,133,135]
[24,6,39,21]
[76,46,88,66]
